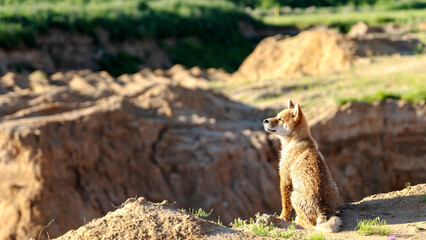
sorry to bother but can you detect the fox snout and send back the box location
[263,118,276,125]
[263,118,277,133]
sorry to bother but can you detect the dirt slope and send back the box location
[55,185,426,240]
[326,183,426,240]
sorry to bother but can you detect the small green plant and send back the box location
[217,216,224,226]
[405,182,411,188]
[303,232,325,240]
[420,194,426,203]
[336,87,426,106]
[273,224,296,238]
[356,217,391,236]
[230,217,247,228]
[188,208,213,218]
[248,221,276,237]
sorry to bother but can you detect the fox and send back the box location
[263,99,341,232]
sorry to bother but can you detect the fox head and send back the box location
[263,99,303,137]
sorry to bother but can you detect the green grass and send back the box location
[229,217,247,228]
[230,213,296,238]
[385,0,426,10]
[188,208,213,218]
[405,182,412,188]
[260,8,426,32]
[303,232,326,240]
[336,88,426,105]
[421,195,426,203]
[216,216,224,226]
[356,217,391,236]
[0,0,262,72]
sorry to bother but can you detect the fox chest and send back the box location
[278,146,304,177]
[278,152,292,177]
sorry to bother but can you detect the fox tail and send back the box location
[315,216,341,233]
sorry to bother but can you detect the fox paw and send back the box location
[277,216,290,221]
[295,216,311,226]
[255,214,289,226]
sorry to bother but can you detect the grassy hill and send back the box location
[0,0,263,72]
[1,0,426,74]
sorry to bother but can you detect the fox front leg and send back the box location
[278,179,292,220]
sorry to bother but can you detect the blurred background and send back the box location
[0,0,425,239]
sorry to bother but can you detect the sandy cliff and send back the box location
[0,67,424,239]
[55,184,426,240]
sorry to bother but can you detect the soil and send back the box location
[265,184,426,240]
[55,184,426,240]
[326,183,426,240]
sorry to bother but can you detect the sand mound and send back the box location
[232,30,356,81]
[56,197,261,240]
[232,27,424,81]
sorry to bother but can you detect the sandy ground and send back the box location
[325,184,426,240]
[277,184,426,240]
[55,184,425,240]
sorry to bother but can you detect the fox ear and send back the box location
[293,104,301,121]
[288,99,295,109]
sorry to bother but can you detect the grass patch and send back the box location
[230,217,247,228]
[230,213,296,238]
[336,88,426,106]
[303,232,325,240]
[385,0,426,10]
[260,8,426,31]
[188,208,213,218]
[356,217,391,236]
[336,91,401,105]
[420,195,426,203]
